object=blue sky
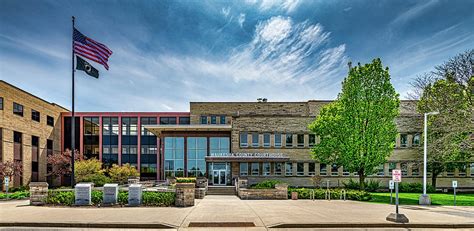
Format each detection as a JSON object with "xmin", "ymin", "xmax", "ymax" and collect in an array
[{"xmin": 1, "ymin": 0, "xmax": 473, "ymax": 112}]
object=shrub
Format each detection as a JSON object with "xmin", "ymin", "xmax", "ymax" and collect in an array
[
  {"xmin": 0, "ymin": 191, "xmax": 29, "ymax": 200},
  {"xmin": 75, "ymin": 159, "xmax": 108, "ymax": 184},
  {"xmin": 288, "ymin": 188, "xmax": 372, "ymax": 201},
  {"xmin": 81, "ymin": 174, "xmax": 111, "ymax": 187},
  {"xmin": 108, "ymin": 164, "xmax": 139, "ymax": 185},
  {"xmin": 142, "ymin": 192, "xmax": 175, "ymax": 206},
  {"xmin": 250, "ymin": 180, "xmax": 283, "ymax": 189},
  {"xmin": 176, "ymin": 177, "xmax": 196, "ymax": 183},
  {"xmin": 343, "ymin": 179, "xmax": 380, "ymax": 192},
  {"xmin": 118, "ymin": 191, "xmax": 128, "ymax": 205},
  {"xmin": 91, "ymin": 191, "xmax": 103, "ymax": 205},
  {"xmin": 46, "ymin": 190, "xmax": 75, "ymax": 206},
  {"xmin": 398, "ymin": 182, "xmax": 435, "ymax": 193}
]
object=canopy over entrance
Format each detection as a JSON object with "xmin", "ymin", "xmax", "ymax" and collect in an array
[{"xmin": 143, "ymin": 124, "xmax": 232, "ymax": 136}]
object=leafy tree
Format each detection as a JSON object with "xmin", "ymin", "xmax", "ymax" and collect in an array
[
  {"xmin": 74, "ymin": 158, "xmax": 108, "ymax": 185},
  {"xmin": 46, "ymin": 149, "xmax": 83, "ymax": 179},
  {"xmin": 310, "ymin": 59, "xmax": 400, "ymax": 190},
  {"xmin": 108, "ymin": 163, "xmax": 139, "ymax": 185},
  {"xmin": 414, "ymin": 50, "xmax": 474, "ymax": 187},
  {"xmin": 0, "ymin": 161, "xmax": 23, "ymax": 185}
]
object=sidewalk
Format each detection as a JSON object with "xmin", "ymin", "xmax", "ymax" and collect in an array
[{"xmin": 1, "ymin": 196, "xmax": 474, "ymax": 230}]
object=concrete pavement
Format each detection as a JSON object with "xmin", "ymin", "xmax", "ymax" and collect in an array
[{"xmin": 1, "ymin": 195, "xmax": 474, "ymax": 230}]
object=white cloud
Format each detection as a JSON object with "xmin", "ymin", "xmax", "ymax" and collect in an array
[
  {"xmin": 221, "ymin": 7, "xmax": 231, "ymax": 18},
  {"xmin": 238, "ymin": 13, "xmax": 246, "ymax": 28},
  {"xmin": 247, "ymin": 0, "xmax": 301, "ymax": 13},
  {"xmin": 391, "ymin": 0, "xmax": 439, "ymax": 25}
]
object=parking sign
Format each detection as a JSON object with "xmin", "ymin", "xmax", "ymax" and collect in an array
[
  {"xmin": 4, "ymin": 176, "xmax": 9, "ymax": 186},
  {"xmin": 392, "ymin": 169, "xmax": 402, "ymax": 182},
  {"xmin": 452, "ymin": 181, "xmax": 457, "ymax": 188},
  {"xmin": 389, "ymin": 180, "xmax": 394, "ymax": 189}
]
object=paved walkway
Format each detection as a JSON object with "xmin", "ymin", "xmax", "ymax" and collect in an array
[{"xmin": 1, "ymin": 196, "xmax": 474, "ymax": 230}]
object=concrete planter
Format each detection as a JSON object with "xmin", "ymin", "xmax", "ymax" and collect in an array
[
  {"xmin": 238, "ymin": 183, "xmax": 288, "ymax": 200},
  {"xmin": 29, "ymin": 182, "xmax": 49, "ymax": 205}
]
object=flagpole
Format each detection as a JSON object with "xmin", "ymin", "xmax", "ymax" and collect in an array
[{"xmin": 71, "ymin": 16, "xmax": 76, "ymax": 187}]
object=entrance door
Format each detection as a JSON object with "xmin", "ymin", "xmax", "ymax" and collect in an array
[{"xmin": 213, "ymin": 169, "xmax": 226, "ymax": 185}]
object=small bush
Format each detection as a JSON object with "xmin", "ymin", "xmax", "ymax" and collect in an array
[
  {"xmin": 342, "ymin": 179, "xmax": 380, "ymax": 192},
  {"xmin": 118, "ymin": 191, "xmax": 128, "ymax": 205},
  {"xmin": 91, "ymin": 191, "xmax": 103, "ymax": 205},
  {"xmin": 9, "ymin": 186, "xmax": 28, "ymax": 192},
  {"xmin": 343, "ymin": 179, "xmax": 360, "ymax": 190},
  {"xmin": 0, "ymin": 191, "xmax": 29, "ymax": 200},
  {"xmin": 398, "ymin": 182, "xmax": 435, "ymax": 193},
  {"xmin": 81, "ymin": 174, "xmax": 111, "ymax": 187},
  {"xmin": 288, "ymin": 188, "xmax": 372, "ymax": 201},
  {"xmin": 176, "ymin": 177, "xmax": 196, "ymax": 183},
  {"xmin": 250, "ymin": 180, "xmax": 283, "ymax": 189},
  {"xmin": 75, "ymin": 159, "xmax": 110, "ymax": 186},
  {"xmin": 142, "ymin": 192, "xmax": 175, "ymax": 206},
  {"xmin": 46, "ymin": 190, "xmax": 75, "ymax": 206},
  {"xmin": 108, "ymin": 164, "xmax": 139, "ymax": 185}
]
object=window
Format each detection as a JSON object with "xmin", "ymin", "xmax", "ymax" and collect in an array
[
  {"xmin": 240, "ymin": 132, "xmax": 248, "ymax": 147},
  {"xmin": 219, "ymin": 115, "xmax": 226, "ymax": 124},
  {"xmin": 412, "ymin": 134, "xmax": 420, "ymax": 146},
  {"xmin": 122, "ymin": 117, "xmax": 138, "ymax": 135},
  {"xmin": 458, "ymin": 163, "xmax": 467, "ymax": 177},
  {"xmin": 308, "ymin": 163, "xmax": 315, "ymax": 176},
  {"xmin": 388, "ymin": 162, "xmax": 396, "ymax": 175},
  {"xmin": 0, "ymin": 97, "xmax": 3, "ymax": 110},
  {"xmin": 141, "ymin": 117, "xmax": 157, "ymax": 136},
  {"xmin": 274, "ymin": 163, "xmax": 282, "ymax": 175},
  {"xmin": 251, "ymin": 163, "xmax": 260, "ymax": 175},
  {"xmin": 297, "ymin": 134, "xmax": 304, "ymax": 147},
  {"xmin": 179, "ymin": 117, "xmax": 190, "ymax": 124},
  {"xmin": 263, "ymin": 162, "xmax": 271, "ymax": 176},
  {"xmin": 376, "ymin": 164, "xmax": 384, "ymax": 176},
  {"xmin": 251, "ymin": 133, "xmax": 259, "ymax": 147},
  {"xmin": 400, "ymin": 134, "xmax": 408, "ymax": 147},
  {"xmin": 297, "ymin": 163, "xmax": 304, "ymax": 176},
  {"xmin": 210, "ymin": 116, "xmax": 217, "ymax": 124},
  {"xmin": 470, "ymin": 163, "xmax": 474, "ymax": 177},
  {"xmin": 47, "ymin": 116, "xmax": 54, "ymax": 126},
  {"xmin": 31, "ymin": 109, "xmax": 40, "ymax": 122},
  {"xmin": 200, "ymin": 116, "xmax": 207, "ymax": 124},
  {"xmin": 263, "ymin": 133, "xmax": 270, "ymax": 147},
  {"xmin": 187, "ymin": 137, "xmax": 207, "ymax": 177},
  {"xmin": 13, "ymin": 102, "xmax": 23, "ymax": 116},
  {"xmin": 285, "ymin": 134, "xmax": 293, "ymax": 147},
  {"xmin": 103, "ymin": 117, "xmax": 119, "ymax": 136},
  {"xmin": 309, "ymin": 134, "xmax": 316, "ymax": 147},
  {"xmin": 240, "ymin": 163, "xmax": 248, "ymax": 176},
  {"xmin": 164, "ymin": 137, "xmax": 184, "ymax": 177},
  {"xmin": 320, "ymin": 163, "xmax": 327, "ymax": 176},
  {"xmin": 14, "ymin": 131, "xmax": 22, "ymax": 143},
  {"xmin": 342, "ymin": 166, "xmax": 350, "ymax": 176},
  {"xmin": 331, "ymin": 164, "xmax": 339, "ymax": 176},
  {"xmin": 401, "ymin": 162, "xmax": 408, "ymax": 176},
  {"xmin": 210, "ymin": 137, "xmax": 230, "ymax": 155},
  {"xmin": 446, "ymin": 163, "xmax": 455, "ymax": 177},
  {"xmin": 47, "ymin": 139, "xmax": 53, "ymax": 152},
  {"xmin": 274, "ymin": 133, "xmax": 281, "ymax": 147},
  {"xmin": 160, "ymin": 117, "xmax": 176, "ymax": 125},
  {"xmin": 411, "ymin": 163, "xmax": 420, "ymax": 176},
  {"xmin": 31, "ymin": 136, "xmax": 39, "ymax": 147},
  {"xmin": 285, "ymin": 162, "xmax": 293, "ymax": 176}
]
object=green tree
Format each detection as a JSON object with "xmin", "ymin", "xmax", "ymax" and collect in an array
[
  {"xmin": 74, "ymin": 158, "xmax": 110, "ymax": 186},
  {"xmin": 415, "ymin": 50, "xmax": 474, "ymax": 187},
  {"xmin": 309, "ymin": 59, "xmax": 400, "ymax": 190},
  {"xmin": 108, "ymin": 163, "xmax": 139, "ymax": 185}
]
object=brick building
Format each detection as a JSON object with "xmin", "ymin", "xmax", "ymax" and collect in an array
[{"xmin": 1, "ymin": 81, "xmax": 473, "ymax": 188}]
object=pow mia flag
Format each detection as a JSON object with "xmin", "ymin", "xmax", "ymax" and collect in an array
[{"xmin": 76, "ymin": 55, "xmax": 99, "ymax": 78}]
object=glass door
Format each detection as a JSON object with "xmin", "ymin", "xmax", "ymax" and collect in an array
[{"xmin": 213, "ymin": 169, "xmax": 227, "ymax": 185}]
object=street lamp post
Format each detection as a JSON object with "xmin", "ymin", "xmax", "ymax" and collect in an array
[{"xmin": 419, "ymin": 111, "xmax": 439, "ymax": 205}]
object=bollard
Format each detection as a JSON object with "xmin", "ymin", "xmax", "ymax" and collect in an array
[{"xmin": 340, "ymin": 189, "xmax": 346, "ymax": 201}]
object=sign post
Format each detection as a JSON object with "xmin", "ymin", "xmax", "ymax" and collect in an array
[
  {"xmin": 4, "ymin": 176, "xmax": 9, "ymax": 200},
  {"xmin": 386, "ymin": 169, "xmax": 409, "ymax": 223},
  {"xmin": 452, "ymin": 181, "xmax": 457, "ymax": 206},
  {"xmin": 389, "ymin": 180, "xmax": 394, "ymax": 204}
]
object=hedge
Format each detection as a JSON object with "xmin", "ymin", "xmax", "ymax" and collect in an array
[
  {"xmin": 176, "ymin": 177, "xmax": 196, "ymax": 183},
  {"xmin": 45, "ymin": 190, "xmax": 175, "ymax": 206},
  {"xmin": 0, "ymin": 191, "xmax": 30, "ymax": 200},
  {"xmin": 288, "ymin": 188, "xmax": 372, "ymax": 201},
  {"xmin": 249, "ymin": 180, "xmax": 283, "ymax": 189}
]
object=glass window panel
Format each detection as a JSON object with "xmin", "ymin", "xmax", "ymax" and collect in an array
[
  {"xmin": 297, "ymin": 163, "xmax": 304, "ymax": 176},
  {"xmin": 251, "ymin": 163, "xmax": 259, "ymax": 175},
  {"xmin": 200, "ymin": 116, "xmax": 207, "ymax": 124},
  {"xmin": 400, "ymin": 134, "xmax": 408, "ymax": 147},
  {"xmin": 286, "ymin": 134, "xmax": 293, "ymax": 147},
  {"xmin": 274, "ymin": 163, "xmax": 282, "ymax": 175},
  {"xmin": 240, "ymin": 163, "xmax": 248, "ymax": 176},
  {"xmin": 308, "ymin": 163, "xmax": 315, "ymax": 175},
  {"xmin": 274, "ymin": 133, "xmax": 281, "ymax": 147},
  {"xmin": 412, "ymin": 134, "xmax": 420, "ymax": 146},
  {"xmin": 210, "ymin": 116, "xmax": 217, "ymax": 124},
  {"xmin": 240, "ymin": 132, "xmax": 248, "ymax": 147},
  {"xmin": 297, "ymin": 134, "xmax": 304, "ymax": 147},
  {"xmin": 320, "ymin": 164, "xmax": 327, "ymax": 176},
  {"xmin": 252, "ymin": 133, "xmax": 259, "ymax": 147},
  {"xmin": 263, "ymin": 133, "xmax": 270, "ymax": 147},
  {"xmin": 263, "ymin": 163, "xmax": 271, "ymax": 175},
  {"xmin": 309, "ymin": 134, "xmax": 316, "ymax": 147},
  {"xmin": 285, "ymin": 162, "xmax": 293, "ymax": 176},
  {"xmin": 219, "ymin": 115, "xmax": 226, "ymax": 124}
]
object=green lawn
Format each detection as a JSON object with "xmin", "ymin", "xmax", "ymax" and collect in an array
[{"xmin": 369, "ymin": 192, "xmax": 474, "ymax": 206}]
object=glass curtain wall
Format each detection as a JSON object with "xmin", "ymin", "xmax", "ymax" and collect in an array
[
  {"xmin": 141, "ymin": 117, "xmax": 158, "ymax": 179},
  {"xmin": 164, "ymin": 137, "xmax": 184, "ymax": 177},
  {"xmin": 187, "ymin": 137, "xmax": 207, "ymax": 177},
  {"xmin": 83, "ymin": 117, "xmax": 100, "ymax": 159},
  {"xmin": 122, "ymin": 117, "xmax": 138, "ymax": 167},
  {"xmin": 102, "ymin": 117, "xmax": 119, "ymax": 167}
]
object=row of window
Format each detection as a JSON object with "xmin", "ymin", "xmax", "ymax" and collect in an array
[
  {"xmin": 200, "ymin": 115, "xmax": 226, "ymax": 125},
  {"xmin": 7, "ymin": 101, "xmax": 55, "ymax": 126},
  {"xmin": 399, "ymin": 133, "xmax": 420, "ymax": 148},
  {"xmin": 240, "ymin": 133, "xmax": 316, "ymax": 148},
  {"xmin": 239, "ymin": 162, "xmax": 474, "ymax": 177}
]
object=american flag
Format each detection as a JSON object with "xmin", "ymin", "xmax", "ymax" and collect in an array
[{"xmin": 73, "ymin": 28, "xmax": 112, "ymax": 70}]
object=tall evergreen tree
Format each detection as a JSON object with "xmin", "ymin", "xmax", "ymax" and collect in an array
[{"xmin": 310, "ymin": 59, "xmax": 400, "ymax": 190}]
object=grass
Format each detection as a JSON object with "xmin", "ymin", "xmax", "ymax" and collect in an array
[{"xmin": 369, "ymin": 192, "xmax": 474, "ymax": 206}]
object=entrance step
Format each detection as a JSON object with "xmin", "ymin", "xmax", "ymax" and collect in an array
[{"xmin": 207, "ymin": 186, "xmax": 236, "ymax": 195}]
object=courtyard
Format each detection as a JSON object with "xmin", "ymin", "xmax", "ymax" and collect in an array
[{"xmin": 1, "ymin": 195, "xmax": 473, "ymax": 230}]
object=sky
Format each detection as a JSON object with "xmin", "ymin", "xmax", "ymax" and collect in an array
[{"xmin": 1, "ymin": 0, "xmax": 473, "ymax": 112}]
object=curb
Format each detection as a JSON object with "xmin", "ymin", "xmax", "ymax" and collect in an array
[
  {"xmin": 0, "ymin": 222, "xmax": 176, "ymax": 229},
  {"xmin": 268, "ymin": 223, "xmax": 474, "ymax": 229}
]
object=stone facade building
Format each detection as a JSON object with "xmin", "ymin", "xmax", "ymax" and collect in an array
[{"xmin": 1, "ymin": 81, "xmax": 473, "ymax": 189}]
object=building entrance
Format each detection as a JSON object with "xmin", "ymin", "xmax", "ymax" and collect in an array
[{"xmin": 208, "ymin": 162, "xmax": 230, "ymax": 185}]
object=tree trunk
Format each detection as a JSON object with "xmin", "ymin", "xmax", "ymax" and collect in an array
[
  {"xmin": 431, "ymin": 173, "xmax": 437, "ymax": 189},
  {"xmin": 358, "ymin": 170, "xmax": 365, "ymax": 191}
]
